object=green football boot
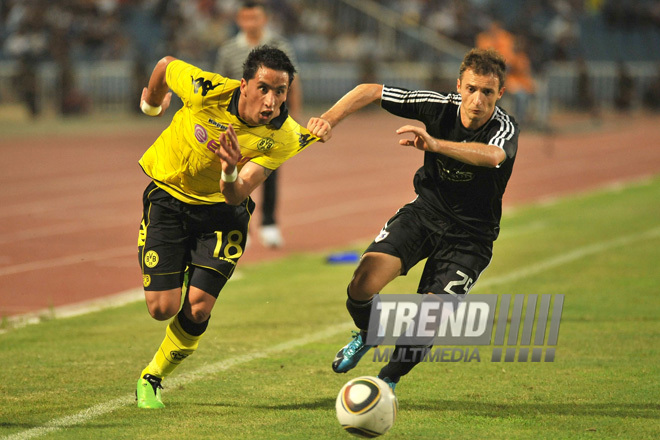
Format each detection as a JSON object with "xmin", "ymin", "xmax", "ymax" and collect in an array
[{"xmin": 136, "ymin": 374, "xmax": 165, "ymax": 409}]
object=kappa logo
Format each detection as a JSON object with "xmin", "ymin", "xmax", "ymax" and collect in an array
[
  {"xmin": 192, "ymin": 76, "xmax": 222, "ymax": 96},
  {"xmin": 257, "ymin": 137, "xmax": 275, "ymax": 152},
  {"xmin": 143, "ymin": 274, "xmax": 151, "ymax": 287},
  {"xmin": 297, "ymin": 132, "xmax": 314, "ymax": 150}
]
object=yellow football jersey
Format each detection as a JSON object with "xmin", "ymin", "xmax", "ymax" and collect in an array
[{"xmin": 139, "ymin": 59, "xmax": 318, "ymax": 204}]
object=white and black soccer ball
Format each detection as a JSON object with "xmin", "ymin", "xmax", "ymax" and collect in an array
[{"xmin": 336, "ymin": 376, "xmax": 398, "ymax": 438}]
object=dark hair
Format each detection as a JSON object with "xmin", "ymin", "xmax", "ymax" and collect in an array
[
  {"xmin": 242, "ymin": 45, "xmax": 296, "ymax": 85},
  {"xmin": 459, "ymin": 48, "xmax": 507, "ymax": 88},
  {"xmin": 241, "ymin": 1, "xmax": 267, "ymax": 11}
]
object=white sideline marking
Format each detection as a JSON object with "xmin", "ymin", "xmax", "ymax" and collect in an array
[
  {"xmin": 478, "ymin": 226, "xmax": 660, "ymax": 289},
  {"xmin": 0, "ymin": 246, "xmax": 134, "ymax": 277},
  {"xmin": 3, "ymin": 225, "xmax": 660, "ymax": 439},
  {"xmin": 0, "ymin": 217, "xmax": 135, "ymax": 245},
  {"xmin": 0, "ymin": 322, "xmax": 351, "ymax": 440},
  {"xmin": 1, "ymin": 274, "xmax": 244, "ymax": 334},
  {"xmin": 0, "ymin": 288, "xmax": 144, "ymax": 334}
]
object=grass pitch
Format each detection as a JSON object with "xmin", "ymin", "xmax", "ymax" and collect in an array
[{"xmin": 1, "ymin": 177, "xmax": 659, "ymax": 439}]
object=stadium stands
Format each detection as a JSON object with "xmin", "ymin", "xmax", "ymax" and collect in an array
[{"xmin": 1, "ymin": 0, "xmax": 660, "ymax": 120}]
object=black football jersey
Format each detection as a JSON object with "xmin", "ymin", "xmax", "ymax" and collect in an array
[{"xmin": 381, "ymin": 86, "xmax": 519, "ymax": 241}]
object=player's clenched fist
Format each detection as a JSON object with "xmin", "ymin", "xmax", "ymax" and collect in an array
[{"xmin": 306, "ymin": 117, "xmax": 332, "ymax": 142}]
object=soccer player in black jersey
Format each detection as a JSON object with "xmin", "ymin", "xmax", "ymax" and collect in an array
[{"xmin": 307, "ymin": 48, "xmax": 519, "ymax": 390}]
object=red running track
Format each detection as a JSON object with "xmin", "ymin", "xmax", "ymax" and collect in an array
[{"xmin": 1, "ymin": 112, "xmax": 659, "ymax": 316}]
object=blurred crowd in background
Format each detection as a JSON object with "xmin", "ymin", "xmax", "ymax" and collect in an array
[
  {"xmin": 4, "ymin": 0, "xmax": 660, "ymax": 65},
  {"xmin": 2, "ymin": 0, "xmax": 660, "ymax": 120}
]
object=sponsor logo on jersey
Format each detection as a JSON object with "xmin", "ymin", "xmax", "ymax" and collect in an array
[
  {"xmin": 436, "ymin": 158, "xmax": 474, "ymax": 182},
  {"xmin": 194, "ymin": 124, "xmax": 208, "ymax": 143},
  {"xmin": 208, "ymin": 118, "xmax": 228, "ymax": 130}
]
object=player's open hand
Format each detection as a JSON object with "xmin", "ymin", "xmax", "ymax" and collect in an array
[
  {"xmin": 396, "ymin": 125, "xmax": 438, "ymax": 153},
  {"xmin": 209, "ymin": 124, "xmax": 242, "ymax": 174},
  {"xmin": 306, "ymin": 117, "xmax": 332, "ymax": 142},
  {"xmin": 140, "ymin": 87, "xmax": 172, "ymax": 117}
]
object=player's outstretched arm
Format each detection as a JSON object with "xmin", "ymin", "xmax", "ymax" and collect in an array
[
  {"xmin": 396, "ymin": 125, "xmax": 506, "ymax": 168},
  {"xmin": 208, "ymin": 124, "xmax": 271, "ymax": 205},
  {"xmin": 307, "ymin": 83, "xmax": 383, "ymax": 139},
  {"xmin": 140, "ymin": 56, "xmax": 176, "ymax": 117}
]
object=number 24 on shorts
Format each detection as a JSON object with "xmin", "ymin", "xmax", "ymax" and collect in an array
[
  {"xmin": 213, "ymin": 230, "xmax": 244, "ymax": 259},
  {"xmin": 444, "ymin": 270, "xmax": 474, "ymax": 295}
]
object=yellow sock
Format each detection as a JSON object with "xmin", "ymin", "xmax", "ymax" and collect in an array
[{"xmin": 141, "ymin": 315, "xmax": 203, "ymax": 379}]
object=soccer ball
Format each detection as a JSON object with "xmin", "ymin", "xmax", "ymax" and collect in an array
[{"xmin": 336, "ymin": 376, "xmax": 398, "ymax": 438}]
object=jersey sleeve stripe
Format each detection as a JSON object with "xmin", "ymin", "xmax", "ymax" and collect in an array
[
  {"xmin": 382, "ymin": 86, "xmax": 459, "ymax": 105},
  {"xmin": 489, "ymin": 107, "xmax": 516, "ymax": 149}
]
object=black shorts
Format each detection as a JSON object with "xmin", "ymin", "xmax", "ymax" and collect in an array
[
  {"xmin": 365, "ymin": 198, "xmax": 493, "ymax": 295},
  {"xmin": 137, "ymin": 181, "xmax": 254, "ymax": 296}
]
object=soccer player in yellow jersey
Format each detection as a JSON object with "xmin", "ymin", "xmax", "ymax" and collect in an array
[{"xmin": 135, "ymin": 46, "xmax": 326, "ymax": 408}]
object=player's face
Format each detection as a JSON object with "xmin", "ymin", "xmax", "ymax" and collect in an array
[
  {"xmin": 239, "ymin": 66, "xmax": 289, "ymax": 126},
  {"xmin": 457, "ymin": 68, "xmax": 504, "ymax": 130},
  {"xmin": 236, "ymin": 6, "xmax": 267, "ymax": 38}
]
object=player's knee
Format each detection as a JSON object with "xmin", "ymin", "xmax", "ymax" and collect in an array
[
  {"xmin": 349, "ymin": 252, "xmax": 402, "ymax": 301},
  {"xmin": 147, "ymin": 302, "xmax": 179, "ymax": 321},
  {"xmin": 348, "ymin": 260, "xmax": 386, "ymax": 301},
  {"xmin": 187, "ymin": 306, "xmax": 211, "ymax": 324},
  {"xmin": 348, "ymin": 271, "xmax": 379, "ymax": 301},
  {"xmin": 144, "ymin": 290, "xmax": 180, "ymax": 321}
]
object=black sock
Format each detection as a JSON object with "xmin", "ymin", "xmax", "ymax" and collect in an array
[
  {"xmin": 378, "ymin": 344, "xmax": 432, "ymax": 383},
  {"xmin": 346, "ymin": 287, "xmax": 374, "ymax": 331},
  {"xmin": 176, "ymin": 310, "xmax": 209, "ymax": 337}
]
